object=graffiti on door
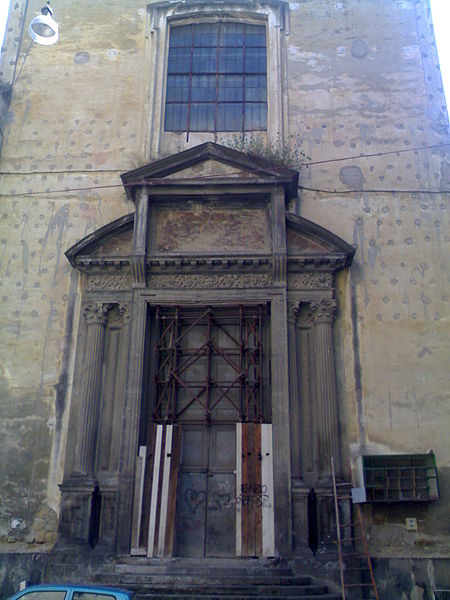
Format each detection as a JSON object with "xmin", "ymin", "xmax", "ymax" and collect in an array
[
  {"xmin": 184, "ymin": 488, "xmax": 234, "ymax": 512},
  {"xmin": 236, "ymin": 484, "xmax": 270, "ymax": 508}
]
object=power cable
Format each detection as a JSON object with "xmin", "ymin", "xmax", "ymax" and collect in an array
[{"xmin": 1, "ymin": 141, "xmax": 450, "ymax": 197}]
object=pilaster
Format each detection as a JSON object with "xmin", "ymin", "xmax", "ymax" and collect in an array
[
  {"xmin": 116, "ymin": 293, "xmax": 148, "ymax": 552},
  {"xmin": 131, "ymin": 187, "xmax": 149, "ymax": 287},
  {"xmin": 73, "ymin": 302, "xmax": 112, "ymax": 477},
  {"xmin": 270, "ymin": 293, "xmax": 292, "ymax": 556},
  {"xmin": 310, "ymin": 299, "xmax": 342, "ymax": 480},
  {"xmin": 287, "ymin": 300, "xmax": 301, "ymax": 479}
]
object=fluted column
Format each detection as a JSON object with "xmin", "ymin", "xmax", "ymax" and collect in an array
[
  {"xmin": 73, "ymin": 302, "xmax": 112, "ymax": 476},
  {"xmin": 297, "ymin": 306, "xmax": 316, "ymax": 480},
  {"xmin": 311, "ymin": 299, "xmax": 342, "ymax": 479},
  {"xmin": 287, "ymin": 301, "xmax": 301, "ymax": 479}
]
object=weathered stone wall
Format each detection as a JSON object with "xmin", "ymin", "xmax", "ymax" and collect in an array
[
  {"xmin": 0, "ymin": 0, "xmax": 448, "ymax": 583},
  {"xmin": 286, "ymin": 0, "xmax": 450, "ymax": 561},
  {"xmin": 0, "ymin": 0, "xmax": 139, "ymax": 551}
]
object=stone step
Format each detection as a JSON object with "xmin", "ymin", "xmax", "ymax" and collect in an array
[
  {"xmin": 117, "ymin": 584, "xmax": 329, "ymax": 595},
  {"xmin": 135, "ymin": 591, "xmax": 342, "ymax": 600},
  {"xmin": 105, "ymin": 575, "xmax": 319, "ymax": 587},
  {"xmin": 110, "ymin": 564, "xmax": 298, "ymax": 577},
  {"xmin": 117, "ymin": 557, "xmax": 287, "ymax": 568},
  {"xmin": 43, "ymin": 556, "xmax": 342, "ymax": 600}
]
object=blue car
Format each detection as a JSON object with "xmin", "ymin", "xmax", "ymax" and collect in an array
[{"xmin": 5, "ymin": 585, "xmax": 133, "ymax": 600}]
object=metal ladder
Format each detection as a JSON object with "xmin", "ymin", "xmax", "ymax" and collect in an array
[{"xmin": 331, "ymin": 457, "xmax": 379, "ymax": 600}]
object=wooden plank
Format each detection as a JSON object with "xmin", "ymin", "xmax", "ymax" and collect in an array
[
  {"xmin": 164, "ymin": 424, "xmax": 181, "ymax": 556},
  {"xmin": 241, "ymin": 422, "xmax": 249, "ymax": 556},
  {"xmin": 131, "ymin": 445, "xmax": 146, "ymax": 553},
  {"xmin": 141, "ymin": 426, "xmax": 156, "ymax": 549},
  {"xmin": 254, "ymin": 423, "xmax": 263, "ymax": 557},
  {"xmin": 235, "ymin": 422, "xmax": 242, "ymax": 557},
  {"xmin": 261, "ymin": 424, "xmax": 275, "ymax": 557},
  {"xmin": 157, "ymin": 424, "xmax": 173, "ymax": 557},
  {"xmin": 147, "ymin": 424, "xmax": 163, "ymax": 557},
  {"xmin": 152, "ymin": 424, "xmax": 167, "ymax": 556},
  {"xmin": 247, "ymin": 422, "xmax": 255, "ymax": 556}
]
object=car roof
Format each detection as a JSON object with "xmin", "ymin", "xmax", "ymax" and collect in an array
[{"xmin": 9, "ymin": 585, "xmax": 133, "ymax": 598}]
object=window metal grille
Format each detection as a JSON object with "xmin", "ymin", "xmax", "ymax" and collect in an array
[
  {"xmin": 362, "ymin": 454, "xmax": 439, "ymax": 503},
  {"xmin": 151, "ymin": 305, "xmax": 268, "ymax": 424},
  {"xmin": 165, "ymin": 22, "xmax": 267, "ymax": 136}
]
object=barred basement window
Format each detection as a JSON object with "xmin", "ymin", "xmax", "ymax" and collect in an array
[
  {"xmin": 361, "ymin": 454, "xmax": 440, "ymax": 503},
  {"xmin": 165, "ymin": 22, "xmax": 267, "ymax": 135}
]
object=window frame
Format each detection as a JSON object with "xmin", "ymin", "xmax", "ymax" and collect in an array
[
  {"xmin": 145, "ymin": 2, "xmax": 289, "ymax": 157},
  {"xmin": 359, "ymin": 453, "xmax": 440, "ymax": 503},
  {"xmin": 164, "ymin": 20, "xmax": 268, "ymax": 136}
]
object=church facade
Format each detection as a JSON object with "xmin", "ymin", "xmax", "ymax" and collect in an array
[{"xmin": 0, "ymin": 1, "xmax": 449, "ymax": 597}]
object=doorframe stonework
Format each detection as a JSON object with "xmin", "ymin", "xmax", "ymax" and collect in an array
[{"xmin": 60, "ymin": 143, "xmax": 354, "ymax": 557}]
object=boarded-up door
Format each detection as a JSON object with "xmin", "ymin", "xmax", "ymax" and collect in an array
[
  {"xmin": 132, "ymin": 422, "xmax": 274, "ymax": 557},
  {"xmin": 131, "ymin": 423, "xmax": 182, "ymax": 557}
]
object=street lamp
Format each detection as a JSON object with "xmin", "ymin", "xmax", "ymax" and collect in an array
[{"xmin": 28, "ymin": 2, "xmax": 58, "ymax": 46}]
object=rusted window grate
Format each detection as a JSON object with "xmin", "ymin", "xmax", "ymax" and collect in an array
[
  {"xmin": 362, "ymin": 454, "xmax": 439, "ymax": 503},
  {"xmin": 151, "ymin": 305, "xmax": 268, "ymax": 424},
  {"xmin": 165, "ymin": 22, "xmax": 267, "ymax": 135}
]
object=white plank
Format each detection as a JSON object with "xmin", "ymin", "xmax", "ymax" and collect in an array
[
  {"xmin": 157, "ymin": 424, "xmax": 173, "ymax": 557},
  {"xmin": 131, "ymin": 445, "xmax": 146, "ymax": 552},
  {"xmin": 147, "ymin": 424, "xmax": 163, "ymax": 557},
  {"xmin": 261, "ymin": 423, "xmax": 275, "ymax": 557},
  {"xmin": 235, "ymin": 422, "xmax": 242, "ymax": 557}
]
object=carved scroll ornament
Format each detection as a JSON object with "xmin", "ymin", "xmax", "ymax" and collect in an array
[
  {"xmin": 148, "ymin": 273, "xmax": 273, "ymax": 289},
  {"xmin": 87, "ymin": 273, "xmax": 132, "ymax": 292},
  {"xmin": 83, "ymin": 302, "xmax": 114, "ymax": 326},
  {"xmin": 287, "ymin": 273, "xmax": 333, "ymax": 290},
  {"xmin": 310, "ymin": 299, "xmax": 337, "ymax": 323}
]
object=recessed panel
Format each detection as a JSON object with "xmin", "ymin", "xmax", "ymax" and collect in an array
[{"xmin": 152, "ymin": 204, "xmax": 269, "ymax": 254}]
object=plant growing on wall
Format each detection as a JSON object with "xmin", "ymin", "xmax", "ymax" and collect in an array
[{"xmin": 224, "ymin": 133, "xmax": 310, "ymax": 170}]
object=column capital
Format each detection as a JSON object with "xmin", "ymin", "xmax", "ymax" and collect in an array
[
  {"xmin": 310, "ymin": 299, "xmax": 337, "ymax": 324},
  {"xmin": 119, "ymin": 303, "xmax": 131, "ymax": 323},
  {"xmin": 287, "ymin": 300, "xmax": 300, "ymax": 323},
  {"xmin": 83, "ymin": 302, "xmax": 113, "ymax": 326}
]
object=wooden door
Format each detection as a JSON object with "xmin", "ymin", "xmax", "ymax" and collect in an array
[{"xmin": 176, "ymin": 424, "xmax": 236, "ymax": 557}]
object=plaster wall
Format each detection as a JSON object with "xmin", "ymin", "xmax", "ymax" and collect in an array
[{"xmin": 0, "ymin": 0, "xmax": 448, "ymax": 572}]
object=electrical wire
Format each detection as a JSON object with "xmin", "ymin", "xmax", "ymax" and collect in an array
[
  {"xmin": 0, "ymin": 142, "xmax": 450, "ymax": 197},
  {"xmin": 0, "ymin": 178, "xmax": 448, "ymax": 198},
  {"xmin": 301, "ymin": 142, "xmax": 450, "ymax": 167}
]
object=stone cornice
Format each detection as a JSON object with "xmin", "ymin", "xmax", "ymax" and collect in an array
[{"xmin": 76, "ymin": 254, "xmax": 347, "ymax": 273}]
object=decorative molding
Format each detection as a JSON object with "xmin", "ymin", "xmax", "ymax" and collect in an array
[
  {"xmin": 83, "ymin": 303, "xmax": 114, "ymax": 326},
  {"xmin": 272, "ymin": 253, "xmax": 287, "ymax": 285},
  {"xmin": 287, "ymin": 273, "xmax": 333, "ymax": 290},
  {"xmin": 310, "ymin": 299, "xmax": 337, "ymax": 324},
  {"xmin": 131, "ymin": 255, "xmax": 146, "ymax": 288},
  {"xmin": 148, "ymin": 273, "xmax": 273, "ymax": 289},
  {"xmin": 119, "ymin": 303, "xmax": 131, "ymax": 323},
  {"xmin": 287, "ymin": 301, "xmax": 300, "ymax": 323},
  {"xmin": 87, "ymin": 273, "xmax": 132, "ymax": 291}
]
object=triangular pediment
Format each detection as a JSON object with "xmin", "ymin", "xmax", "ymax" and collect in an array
[
  {"xmin": 163, "ymin": 158, "xmax": 257, "ymax": 180},
  {"xmin": 121, "ymin": 142, "xmax": 299, "ymax": 201}
]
